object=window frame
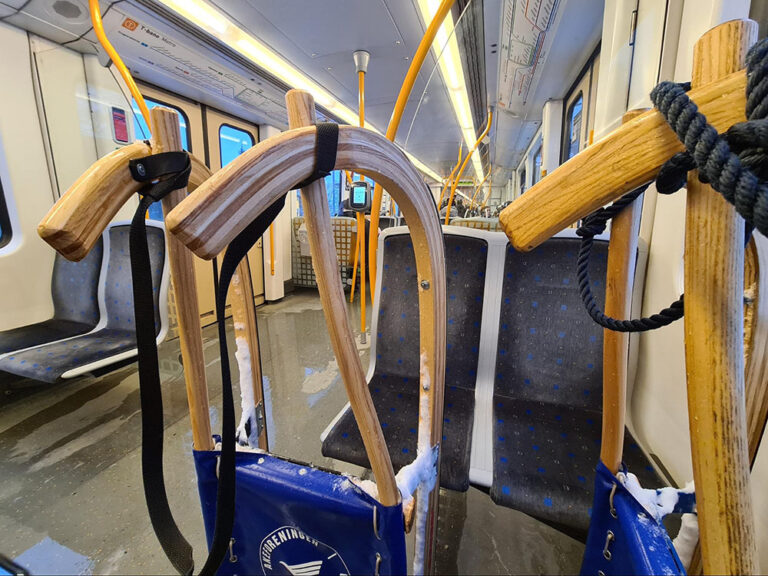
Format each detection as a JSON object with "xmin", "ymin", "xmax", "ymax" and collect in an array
[
  {"xmin": 560, "ymin": 43, "xmax": 600, "ymax": 164},
  {"xmin": 532, "ymin": 143, "xmax": 543, "ymax": 185},
  {"xmin": 0, "ymin": 176, "xmax": 11, "ymax": 249},
  {"xmin": 563, "ymin": 92, "xmax": 584, "ymax": 161},
  {"xmin": 132, "ymin": 96, "xmax": 193, "ymax": 152},
  {"xmin": 218, "ymin": 122, "xmax": 255, "ymax": 168}
]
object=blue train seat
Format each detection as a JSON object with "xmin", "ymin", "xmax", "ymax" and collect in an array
[
  {"xmin": 0, "ymin": 222, "xmax": 168, "ymax": 383},
  {"xmin": 489, "ymin": 237, "xmax": 663, "ymax": 537},
  {"xmin": 322, "ymin": 227, "xmax": 489, "ymax": 491},
  {"xmin": 0, "ymin": 237, "xmax": 103, "ymax": 354}
]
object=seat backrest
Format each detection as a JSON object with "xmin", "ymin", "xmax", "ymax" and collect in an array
[
  {"xmin": 378, "ymin": 216, "xmax": 398, "ymax": 230},
  {"xmin": 51, "ymin": 235, "xmax": 103, "ymax": 326},
  {"xmin": 450, "ymin": 218, "xmax": 502, "ymax": 232},
  {"xmin": 103, "ymin": 224, "xmax": 166, "ymax": 334},
  {"xmin": 372, "ymin": 229, "xmax": 488, "ymax": 390},
  {"xmin": 494, "ymin": 237, "xmax": 607, "ymax": 411}
]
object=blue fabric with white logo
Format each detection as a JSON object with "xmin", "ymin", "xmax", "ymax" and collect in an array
[
  {"xmin": 194, "ymin": 449, "xmax": 407, "ymax": 576},
  {"xmin": 581, "ymin": 461, "xmax": 688, "ymax": 575}
]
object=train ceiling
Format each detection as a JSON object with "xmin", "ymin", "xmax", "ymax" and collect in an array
[{"xmin": 0, "ymin": 0, "xmax": 602, "ymax": 186}]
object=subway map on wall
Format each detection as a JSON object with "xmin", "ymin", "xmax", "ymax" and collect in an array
[{"xmin": 498, "ymin": 0, "xmax": 559, "ymax": 111}]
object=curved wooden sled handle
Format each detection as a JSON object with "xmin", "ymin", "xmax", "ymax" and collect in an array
[
  {"xmin": 167, "ymin": 90, "xmax": 446, "ymax": 513},
  {"xmin": 38, "ymin": 142, "xmax": 210, "ymax": 261},
  {"xmin": 500, "ymin": 68, "xmax": 747, "ymax": 251}
]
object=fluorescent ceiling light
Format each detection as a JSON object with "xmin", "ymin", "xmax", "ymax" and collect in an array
[
  {"xmin": 415, "ymin": 0, "xmax": 484, "ymax": 180},
  {"xmin": 155, "ymin": 0, "xmax": 441, "ymax": 182}
]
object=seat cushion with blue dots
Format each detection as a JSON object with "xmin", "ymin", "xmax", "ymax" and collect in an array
[
  {"xmin": 0, "ymin": 225, "xmax": 165, "ymax": 383},
  {"xmin": 490, "ymin": 238, "xmax": 663, "ymax": 537},
  {"xmin": 0, "ymin": 236, "xmax": 103, "ymax": 354},
  {"xmin": 491, "ymin": 400, "xmax": 662, "ymax": 535},
  {"xmin": 321, "ymin": 376, "xmax": 475, "ymax": 490},
  {"xmin": 322, "ymin": 232, "xmax": 488, "ymax": 491}
]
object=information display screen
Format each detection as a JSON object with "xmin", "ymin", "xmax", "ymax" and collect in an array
[
  {"xmin": 349, "ymin": 181, "xmax": 370, "ymax": 212},
  {"xmin": 352, "ymin": 185, "xmax": 367, "ymax": 205}
]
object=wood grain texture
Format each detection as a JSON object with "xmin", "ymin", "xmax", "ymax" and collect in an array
[
  {"xmin": 286, "ymin": 91, "xmax": 400, "ymax": 507},
  {"xmin": 684, "ymin": 19, "xmax": 757, "ymax": 574},
  {"xmin": 499, "ymin": 68, "xmax": 748, "ymax": 251},
  {"xmin": 152, "ymin": 107, "xmax": 213, "ymax": 452},
  {"xmin": 230, "ymin": 258, "xmax": 268, "ymax": 449},
  {"xmin": 38, "ymin": 145, "xmax": 210, "ymax": 262},
  {"xmin": 38, "ymin": 141, "xmax": 151, "ymax": 261},
  {"xmin": 167, "ymin": 90, "xmax": 446, "ymax": 535},
  {"xmin": 600, "ymin": 110, "xmax": 646, "ymax": 475}
]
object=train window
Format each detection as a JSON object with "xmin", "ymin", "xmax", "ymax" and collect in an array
[
  {"xmin": 219, "ymin": 124, "xmax": 254, "ymax": 167},
  {"xmin": 519, "ymin": 167, "xmax": 527, "ymax": 195},
  {"xmin": 0, "ymin": 176, "xmax": 11, "ymax": 249},
  {"xmin": 565, "ymin": 94, "xmax": 583, "ymax": 160},
  {"xmin": 533, "ymin": 145, "xmax": 543, "ymax": 185},
  {"xmin": 132, "ymin": 98, "xmax": 191, "ymax": 151},
  {"xmin": 133, "ymin": 98, "xmax": 191, "ymax": 220},
  {"xmin": 295, "ymin": 171, "xmax": 344, "ymax": 217}
]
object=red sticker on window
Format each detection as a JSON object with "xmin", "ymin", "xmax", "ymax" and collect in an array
[{"xmin": 112, "ymin": 107, "xmax": 129, "ymax": 143}]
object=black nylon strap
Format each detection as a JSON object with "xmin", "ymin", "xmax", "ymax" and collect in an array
[
  {"xmin": 129, "ymin": 154, "xmax": 194, "ymax": 575},
  {"xmin": 294, "ymin": 122, "xmax": 339, "ymax": 189},
  {"xmin": 201, "ymin": 195, "xmax": 287, "ymax": 573},
  {"xmin": 130, "ymin": 152, "xmax": 190, "ymax": 202},
  {"xmin": 130, "ymin": 125, "xmax": 335, "ymax": 573}
]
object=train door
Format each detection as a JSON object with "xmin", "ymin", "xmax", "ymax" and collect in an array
[
  {"xmin": 204, "ymin": 109, "xmax": 265, "ymax": 306},
  {"xmin": 133, "ymin": 83, "xmax": 219, "ymax": 327}
]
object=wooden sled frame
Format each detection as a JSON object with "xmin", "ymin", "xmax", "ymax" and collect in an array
[
  {"xmin": 166, "ymin": 89, "xmax": 446, "ymax": 570},
  {"xmin": 501, "ymin": 19, "xmax": 760, "ymax": 574},
  {"xmin": 37, "ymin": 107, "xmax": 265, "ymax": 451}
]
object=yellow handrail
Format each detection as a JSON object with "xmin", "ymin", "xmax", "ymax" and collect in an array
[
  {"xmin": 89, "ymin": 0, "xmax": 151, "ymax": 132},
  {"xmin": 469, "ymin": 171, "xmax": 490, "ymax": 210},
  {"xmin": 368, "ymin": 0, "xmax": 457, "ymax": 301},
  {"xmin": 357, "ymin": 69, "xmax": 366, "ymax": 335},
  {"xmin": 444, "ymin": 108, "xmax": 492, "ymax": 225},
  {"xmin": 438, "ymin": 144, "xmax": 463, "ymax": 206}
]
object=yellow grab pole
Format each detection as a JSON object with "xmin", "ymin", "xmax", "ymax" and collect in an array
[
  {"xmin": 469, "ymin": 172, "xmax": 490, "ymax": 210},
  {"xmin": 369, "ymin": 0, "xmax": 457, "ymax": 300},
  {"xmin": 480, "ymin": 169, "xmax": 494, "ymax": 210},
  {"xmin": 89, "ymin": 0, "xmax": 151, "ymax": 131},
  {"xmin": 445, "ymin": 109, "xmax": 492, "ymax": 225},
  {"xmin": 358, "ymin": 68, "xmax": 367, "ymax": 337},
  {"xmin": 438, "ymin": 144, "xmax": 463, "ymax": 207}
]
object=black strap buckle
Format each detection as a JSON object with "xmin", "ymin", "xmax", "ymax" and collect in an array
[{"xmin": 129, "ymin": 151, "xmax": 192, "ymax": 202}]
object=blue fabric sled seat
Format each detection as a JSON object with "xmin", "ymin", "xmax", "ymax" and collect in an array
[
  {"xmin": 0, "ymin": 222, "xmax": 169, "ymax": 383},
  {"xmin": 489, "ymin": 237, "xmax": 663, "ymax": 537},
  {"xmin": 0, "ymin": 237, "xmax": 103, "ymax": 354},
  {"xmin": 322, "ymin": 227, "xmax": 491, "ymax": 491}
]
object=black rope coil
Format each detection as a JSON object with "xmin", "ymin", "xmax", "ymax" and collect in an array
[
  {"xmin": 577, "ymin": 38, "xmax": 768, "ymax": 333},
  {"xmin": 650, "ymin": 39, "xmax": 768, "ymax": 236},
  {"xmin": 576, "ymin": 185, "xmax": 685, "ymax": 332}
]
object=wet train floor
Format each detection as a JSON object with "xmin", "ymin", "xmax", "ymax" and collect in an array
[{"xmin": 0, "ymin": 289, "xmax": 583, "ymax": 575}]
